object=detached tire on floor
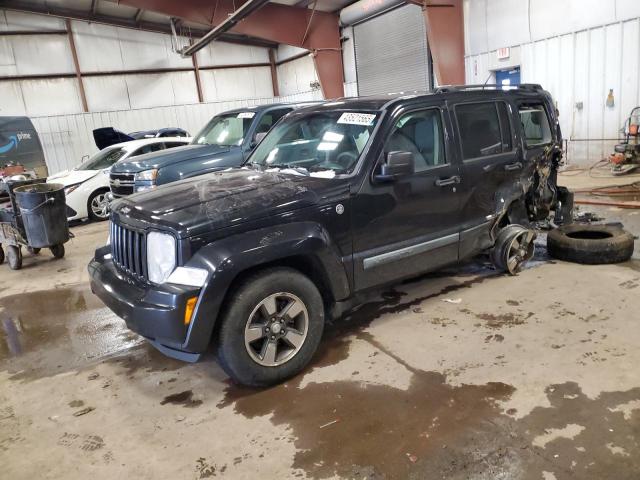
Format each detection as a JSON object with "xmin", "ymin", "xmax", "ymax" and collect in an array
[{"xmin": 547, "ymin": 224, "xmax": 635, "ymax": 264}]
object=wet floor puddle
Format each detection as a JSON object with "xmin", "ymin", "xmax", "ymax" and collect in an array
[
  {"xmin": 0, "ymin": 286, "xmax": 149, "ymax": 380},
  {"xmin": 219, "ymin": 335, "xmax": 640, "ymax": 480}
]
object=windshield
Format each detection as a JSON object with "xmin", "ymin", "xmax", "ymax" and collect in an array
[
  {"xmin": 75, "ymin": 147, "xmax": 127, "ymax": 171},
  {"xmin": 248, "ymin": 111, "xmax": 379, "ymax": 176},
  {"xmin": 193, "ymin": 112, "xmax": 256, "ymax": 147}
]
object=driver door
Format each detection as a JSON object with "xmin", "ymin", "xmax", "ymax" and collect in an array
[{"xmin": 352, "ymin": 106, "xmax": 462, "ymax": 291}]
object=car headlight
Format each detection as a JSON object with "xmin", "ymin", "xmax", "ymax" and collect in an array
[
  {"xmin": 64, "ymin": 183, "xmax": 81, "ymax": 196},
  {"xmin": 135, "ymin": 169, "xmax": 158, "ymax": 182},
  {"xmin": 147, "ymin": 231, "xmax": 176, "ymax": 284}
]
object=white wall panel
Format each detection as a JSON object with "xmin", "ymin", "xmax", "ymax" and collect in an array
[
  {"xmin": 0, "ymin": 82, "xmax": 26, "ymax": 116},
  {"xmin": 72, "ymin": 22, "xmax": 125, "ymax": 72},
  {"xmin": 83, "ymin": 76, "xmax": 131, "ymax": 111},
  {"xmin": 486, "ymin": 0, "xmax": 529, "ymax": 51},
  {"xmin": 32, "ymin": 90, "xmax": 321, "ymax": 174},
  {"xmin": 117, "ymin": 27, "xmax": 191, "ymax": 71},
  {"xmin": 21, "ymin": 78, "xmax": 83, "ymax": 116},
  {"xmin": 465, "ymin": 3, "xmax": 640, "ymax": 166},
  {"xmin": 620, "ymin": 20, "xmax": 640, "ymax": 129},
  {"xmin": 276, "ymin": 44, "xmax": 307, "ymax": 62},
  {"xmin": 277, "ymin": 56, "xmax": 318, "ymax": 97},
  {"xmin": 201, "ymin": 67, "xmax": 273, "ymax": 102},
  {"xmin": 9, "ymin": 34, "xmax": 74, "ymax": 75},
  {"xmin": 464, "ymin": 0, "xmax": 488, "ymax": 55},
  {"xmin": 0, "ymin": 36, "xmax": 17, "ymax": 76},
  {"xmin": 197, "ymin": 42, "xmax": 269, "ymax": 67},
  {"xmin": 0, "ymin": 10, "xmax": 65, "ymax": 31}
]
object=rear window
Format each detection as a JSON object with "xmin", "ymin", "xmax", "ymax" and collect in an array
[
  {"xmin": 519, "ymin": 105, "xmax": 552, "ymax": 146},
  {"xmin": 455, "ymin": 102, "xmax": 512, "ymax": 160}
]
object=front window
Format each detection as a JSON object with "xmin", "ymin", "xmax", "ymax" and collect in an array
[
  {"xmin": 75, "ymin": 147, "xmax": 126, "ymax": 170},
  {"xmin": 519, "ymin": 104, "xmax": 552, "ymax": 146},
  {"xmin": 193, "ymin": 112, "xmax": 256, "ymax": 147},
  {"xmin": 248, "ymin": 110, "xmax": 379, "ymax": 176}
]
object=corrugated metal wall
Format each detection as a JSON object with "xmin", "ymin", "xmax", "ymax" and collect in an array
[
  {"xmin": 32, "ymin": 90, "xmax": 322, "ymax": 175},
  {"xmin": 1, "ymin": 10, "xmax": 317, "ymax": 118},
  {"xmin": 464, "ymin": 0, "xmax": 640, "ymax": 166}
]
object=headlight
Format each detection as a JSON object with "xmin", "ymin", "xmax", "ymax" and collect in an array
[
  {"xmin": 166, "ymin": 267, "xmax": 208, "ymax": 287},
  {"xmin": 135, "ymin": 169, "xmax": 158, "ymax": 182},
  {"xmin": 64, "ymin": 184, "xmax": 80, "ymax": 196},
  {"xmin": 147, "ymin": 231, "xmax": 176, "ymax": 284}
]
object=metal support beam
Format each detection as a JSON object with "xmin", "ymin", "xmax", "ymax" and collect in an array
[
  {"xmin": 421, "ymin": 0, "xmax": 465, "ymax": 85},
  {"xmin": 2, "ymin": 1, "xmax": 278, "ymax": 48},
  {"xmin": 269, "ymin": 49, "xmax": 279, "ymax": 97},
  {"xmin": 191, "ymin": 47, "xmax": 204, "ymax": 103},
  {"xmin": 180, "ymin": 0, "xmax": 271, "ymax": 56},
  {"xmin": 0, "ymin": 30, "xmax": 67, "ymax": 36},
  {"xmin": 134, "ymin": 8, "xmax": 145, "ymax": 24},
  {"xmin": 118, "ymin": 0, "xmax": 345, "ymax": 98},
  {"xmin": 65, "ymin": 19, "xmax": 89, "ymax": 113}
]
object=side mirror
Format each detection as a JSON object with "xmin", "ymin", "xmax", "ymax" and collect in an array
[
  {"xmin": 250, "ymin": 132, "xmax": 268, "ymax": 149},
  {"xmin": 374, "ymin": 151, "xmax": 415, "ymax": 182}
]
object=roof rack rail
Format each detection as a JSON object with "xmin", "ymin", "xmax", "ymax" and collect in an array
[{"xmin": 434, "ymin": 84, "xmax": 543, "ymax": 94}]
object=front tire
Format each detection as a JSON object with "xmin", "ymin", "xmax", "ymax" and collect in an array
[
  {"xmin": 88, "ymin": 189, "xmax": 110, "ymax": 222},
  {"xmin": 217, "ymin": 267, "xmax": 325, "ymax": 387}
]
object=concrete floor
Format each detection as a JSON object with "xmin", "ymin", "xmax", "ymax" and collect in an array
[{"xmin": 1, "ymin": 174, "xmax": 640, "ymax": 480}]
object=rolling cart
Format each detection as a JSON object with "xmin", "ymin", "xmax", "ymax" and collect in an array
[{"xmin": 0, "ymin": 178, "xmax": 70, "ymax": 270}]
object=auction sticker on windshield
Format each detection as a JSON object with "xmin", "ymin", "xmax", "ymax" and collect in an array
[
  {"xmin": 337, "ymin": 112, "xmax": 376, "ymax": 126},
  {"xmin": 237, "ymin": 112, "xmax": 256, "ymax": 119}
]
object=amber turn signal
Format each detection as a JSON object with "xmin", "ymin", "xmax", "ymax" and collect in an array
[{"xmin": 184, "ymin": 297, "xmax": 198, "ymax": 325}]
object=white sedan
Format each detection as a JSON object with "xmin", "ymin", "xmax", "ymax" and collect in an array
[{"xmin": 47, "ymin": 137, "xmax": 190, "ymax": 222}]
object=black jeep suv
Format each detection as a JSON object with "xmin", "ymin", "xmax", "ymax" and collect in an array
[{"xmin": 89, "ymin": 85, "xmax": 565, "ymax": 386}]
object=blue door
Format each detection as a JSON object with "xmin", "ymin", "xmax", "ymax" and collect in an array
[{"xmin": 495, "ymin": 67, "xmax": 521, "ymax": 87}]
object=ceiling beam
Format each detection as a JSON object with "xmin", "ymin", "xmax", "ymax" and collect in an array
[
  {"xmin": 133, "ymin": 8, "xmax": 144, "ymax": 23},
  {"xmin": 2, "ymin": 0, "xmax": 278, "ymax": 48},
  {"xmin": 180, "ymin": 0, "xmax": 271, "ymax": 56},
  {"xmin": 118, "ymin": 0, "xmax": 345, "ymax": 97}
]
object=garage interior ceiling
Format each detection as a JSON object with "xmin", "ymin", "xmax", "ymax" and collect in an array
[{"xmin": 2, "ymin": 0, "xmax": 356, "ymax": 46}]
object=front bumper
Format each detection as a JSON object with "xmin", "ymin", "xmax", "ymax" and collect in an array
[{"xmin": 88, "ymin": 250, "xmax": 203, "ymax": 361}]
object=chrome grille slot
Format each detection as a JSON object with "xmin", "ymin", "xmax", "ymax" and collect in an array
[{"xmin": 111, "ymin": 222, "xmax": 146, "ymax": 280}]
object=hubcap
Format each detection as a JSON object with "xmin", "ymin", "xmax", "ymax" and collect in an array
[
  {"xmin": 505, "ymin": 229, "xmax": 535, "ymax": 274},
  {"xmin": 244, "ymin": 292, "xmax": 309, "ymax": 367},
  {"xmin": 91, "ymin": 193, "xmax": 109, "ymax": 219}
]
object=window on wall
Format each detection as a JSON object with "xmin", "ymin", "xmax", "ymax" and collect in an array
[
  {"xmin": 385, "ymin": 109, "xmax": 445, "ymax": 172},
  {"xmin": 455, "ymin": 102, "xmax": 512, "ymax": 160},
  {"xmin": 519, "ymin": 104, "xmax": 552, "ymax": 146}
]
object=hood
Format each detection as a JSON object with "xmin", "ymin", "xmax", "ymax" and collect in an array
[
  {"xmin": 93, "ymin": 127, "xmax": 135, "ymax": 150},
  {"xmin": 112, "ymin": 168, "xmax": 349, "ymax": 238},
  {"xmin": 47, "ymin": 169, "xmax": 98, "ymax": 187},
  {"xmin": 112, "ymin": 144, "xmax": 233, "ymax": 173}
]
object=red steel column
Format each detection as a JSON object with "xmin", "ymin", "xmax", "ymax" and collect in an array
[{"xmin": 422, "ymin": 0, "xmax": 465, "ymax": 85}]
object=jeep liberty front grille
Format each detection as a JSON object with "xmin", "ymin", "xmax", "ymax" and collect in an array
[{"xmin": 111, "ymin": 221, "xmax": 147, "ymax": 280}]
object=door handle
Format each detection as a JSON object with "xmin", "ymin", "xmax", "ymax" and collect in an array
[
  {"xmin": 483, "ymin": 164, "xmax": 496, "ymax": 172},
  {"xmin": 435, "ymin": 175, "xmax": 460, "ymax": 187},
  {"xmin": 504, "ymin": 162, "xmax": 523, "ymax": 171}
]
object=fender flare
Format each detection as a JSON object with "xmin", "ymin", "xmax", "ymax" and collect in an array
[{"xmin": 182, "ymin": 221, "xmax": 350, "ymax": 352}]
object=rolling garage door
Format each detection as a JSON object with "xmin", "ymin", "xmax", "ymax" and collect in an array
[{"xmin": 353, "ymin": 4, "xmax": 431, "ymax": 96}]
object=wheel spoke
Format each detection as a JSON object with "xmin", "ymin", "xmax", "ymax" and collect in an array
[
  {"xmin": 280, "ymin": 299, "xmax": 304, "ymax": 320},
  {"xmin": 260, "ymin": 340, "xmax": 278, "ymax": 364},
  {"xmin": 260, "ymin": 296, "xmax": 278, "ymax": 317},
  {"xmin": 523, "ymin": 231, "xmax": 535, "ymax": 245},
  {"xmin": 283, "ymin": 329, "xmax": 305, "ymax": 348},
  {"xmin": 245, "ymin": 325, "xmax": 266, "ymax": 343},
  {"xmin": 507, "ymin": 255, "xmax": 519, "ymax": 272}
]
